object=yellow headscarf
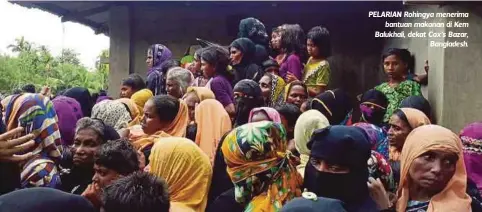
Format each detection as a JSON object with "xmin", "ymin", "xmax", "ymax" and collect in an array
[
  {"xmin": 194, "ymin": 99, "xmax": 231, "ymax": 165},
  {"xmin": 267, "ymin": 73, "xmax": 286, "ymax": 107},
  {"xmin": 293, "ymin": 110, "xmax": 329, "ymax": 177},
  {"xmin": 115, "ymin": 98, "xmax": 140, "ymax": 126},
  {"xmin": 397, "ymin": 125, "xmax": 471, "ymax": 212},
  {"xmin": 149, "ymin": 137, "xmax": 212, "ymax": 212},
  {"xmin": 130, "ymin": 101, "xmax": 189, "ymax": 150},
  {"xmin": 283, "ymin": 81, "xmax": 307, "ymax": 102},
  {"xmin": 186, "ymin": 87, "xmax": 215, "ymax": 101},
  {"xmin": 130, "ymin": 89, "xmax": 153, "ymax": 115}
]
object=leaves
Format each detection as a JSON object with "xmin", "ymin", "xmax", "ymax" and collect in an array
[{"xmin": 0, "ymin": 37, "xmax": 108, "ymax": 95}]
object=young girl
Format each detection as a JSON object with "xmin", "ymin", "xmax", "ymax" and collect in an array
[
  {"xmin": 303, "ymin": 26, "xmax": 331, "ymax": 97},
  {"xmin": 375, "ymin": 48, "xmax": 422, "ymax": 122}
]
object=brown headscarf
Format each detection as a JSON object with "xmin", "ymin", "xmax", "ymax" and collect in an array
[
  {"xmin": 397, "ymin": 125, "xmax": 471, "ymax": 212},
  {"xmin": 186, "ymin": 87, "xmax": 215, "ymax": 101}
]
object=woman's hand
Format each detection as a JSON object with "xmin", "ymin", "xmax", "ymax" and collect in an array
[
  {"xmin": 367, "ymin": 177, "xmax": 392, "ymax": 210},
  {"xmin": 0, "ymin": 127, "xmax": 35, "ymax": 162}
]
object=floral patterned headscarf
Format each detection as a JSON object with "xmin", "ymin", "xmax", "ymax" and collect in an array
[{"xmin": 221, "ymin": 121, "xmax": 302, "ymax": 211}]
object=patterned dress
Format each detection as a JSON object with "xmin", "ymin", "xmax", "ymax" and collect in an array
[
  {"xmin": 303, "ymin": 58, "xmax": 330, "ymax": 96},
  {"xmin": 375, "ymin": 80, "xmax": 421, "ymax": 122}
]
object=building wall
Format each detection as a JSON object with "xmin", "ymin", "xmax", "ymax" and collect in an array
[{"xmin": 384, "ymin": 4, "xmax": 482, "ymax": 131}]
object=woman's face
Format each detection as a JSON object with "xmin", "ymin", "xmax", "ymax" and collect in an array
[
  {"xmin": 310, "ymin": 157, "xmax": 350, "ymax": 174},
  {"xmin": 251, "ymin": 111, "xmax": 270, "ymax": 123},
  {"xmin": 266, "ymin": 67, "xmax": 280, "ymax": 76},
  {"xmin": 120, "ymin": 85, "xmax": 134, "ymax": 98},
  {"xmin": 409, "ymin": 150, "xmax": 458, "ymax": 195},
  {"xmin": 230, "ymin": 47, "xmax": 243, "ymax": 65},
  {"xmin": 259, "ymin": 75, "xmax": 272, "ymax": 100},
  {"xmin": 383, "ymin": 55, "xmax": 408, "ymax": 79},
  {"xmin": 72, "ymin": 128, "xmax": 102, "ymax": 167},
  {"xmin": 307, "ymin": 39, "xmax": 320, "ymax": 58},
  {"xmin": 287, "ymin": 85, "xmax": 308, "ymax": 108},
  {"xmin": 141, "ymin": 100, "xmax": 166, "ymax": 135},
  {"xmin": 166, "ymin": 79, "xmax": 182, "ymax": 99},
  {"xmin": 387, "ymin": 114, "xmax": 411, "ymax": 149},
  {"xmin": 146, "ymin": 49, "xmax": 154, "ymax": 69},
  {"xmin": 201, "ymin": 59, "xmax": 216, "ymax": 78},
  {"xmin": 271, "ymin": 32, "xmax": 281, "ymax": 50},
  {"xmin": 183, "ymin": 92, "xmax": 200, "ymax": 121}
]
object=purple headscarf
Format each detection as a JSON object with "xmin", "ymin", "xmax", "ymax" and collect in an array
[
  {"xmin": 146, "ymin": 44, "xmax": 172, "ymax": 95},
  {"xmin": 52, "ymin": 96, "xmax": 83, "ymax": 146},
  {"xmin": 96, "ymin": 96, "xmax": 112, "ymax": 104},
  {"xmin": 461, "ymin": 122, "xmax": 482, "ymax": 192}
]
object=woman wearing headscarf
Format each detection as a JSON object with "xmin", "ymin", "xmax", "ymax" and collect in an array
[
  {"xmin": 294, "ymin": 109, "xmax": 329, "ymax": 177},
  {"xmin": 229, "ymin": 38, "xmax": 264, "ymax": 85},
  {"xmin": 304, "ymin": 126, "xmax": 378, "ymax": 211},
  {"xmin": 146, "ymin": 44, "xmax": 173, "ymax": 95},
  {"xmin": 375, "ymin": 48, "xmax": 422, "ymax": 122},
  {"xmin": 148, "ymin": 137, "xmax": 212, "ymax": 212},
  {"xmin": 193, "ymin": 99, "xmax": 232, "ymax": 165},
  {"xmin": 311, "ymin": 89, "xmax": 351, "ymax": 125},
  {"xmin": 4, "ymin": 93, "xmax": 61, "ymax": 188},
  {"xmin": 283, "ymin": 81, "xmax": 308, "ymax": 109},
  {"xmin": 91, "ymin": 100, "xmax": 132, "ymax": 131},
  {"xmin": 130, "ymin": 95, "xmax": 189, "ymax": 157},
  {"xmin": 383, "ymin": 108, "xmax": 430, "ymax": 188},
  {"xmin": 115, "ymin": 98, "xmax": 141, "ymax": 126},
  {"xmin": 248, "ymin": 107, "xmax": 282, "ymax": 123},
  {"xmin": 393, "ymin": 125, "xmax": 472, "ymax": 212},
  {"xmin": 63, "ymin": 87, "xmax": 94, "ymax": 117},
  {"xmin": 259, "ymin": 73, "xmax": 286, "ymax": 107},
  {"xmin": 220, "ymin": 121, "xmax": 302, "ymax": 211},
  {"xmin": 238, "ymin": 17, "xmax": 269, "ymax": 48},
  {"xmin": 52, "ymin": 96, "xmax": 84, "ymax": 147},
  {"xmin": 130, "ymin": 88, "xmax": 154, "ymax": 116},
  {"xmin": 201, "ymin": 45, "xmax": 236, "ymax": 116},
  {"xmin": 400, "ymin": 95, "xmax": 432, "ymax": 122},
  {"xmin": 183, "ymin": 87, "xmax": 215, "ymax": 126},
  {"xmin": 355, "ymin": 89, "xmax": 389, "ymax": 128},
  {"xmin": 461, "ymin": 122, "xmax": 482, "ymax": 193},
  {"xmin": 233, "ymin": 79, "xmax": 264, "ymax": 127}
]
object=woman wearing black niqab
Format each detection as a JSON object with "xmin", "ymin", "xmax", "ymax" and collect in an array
[
  {"xmin": 232, "ymin": 79, "xmax": 264, "ymax": 127},
  {"xmin": 230, "ymin": 38, "xmax": 264, "ymax": 85}
]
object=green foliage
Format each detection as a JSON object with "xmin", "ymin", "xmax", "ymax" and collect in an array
[{"xmin": 0, "ymin": 36, "xmax": 108, "ymax": 95}]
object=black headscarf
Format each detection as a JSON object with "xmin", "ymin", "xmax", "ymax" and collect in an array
[
  {"xmin": 304, "ymin": 126, "xmax": 374, "ymax": 211},
  {"xmin": 238, "ymin": 17, "xmax": 269, "ymax": 47},
  {"xmin": 400, "ymin": 95, "xmax": 432, "ymax": 121},
  {"xmin": 359, "ymin": 89, "xmax": 388, "ymax": 126},
  {"xmin": 0, "ymin": 187, "xmax": 95, "ymax": 212},
  {"xmin": 63, "ymin": 87, "xmax": 94, "ymax": 117},
  {"xmin": 230, "ymin": 38, "xmax": 264, "ymax": 85},
  {"xmin": 233, "ymin": 79, "xmax": 264, "ymax": 127},
  {"xmin": 254, "ymin": 45, "xmax": 269, "ymax": 66},
  {"xmin": 311, "ymin": 89, "xmax": 352, "ymax": 125}
]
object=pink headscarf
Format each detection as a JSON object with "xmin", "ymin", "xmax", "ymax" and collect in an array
[{"xmin": 248, "ymin": 107, "xmax": 282, "ymax": 124}]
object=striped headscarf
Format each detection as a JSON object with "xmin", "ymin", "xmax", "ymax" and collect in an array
[{"xmin": 4, "ymin": 93, "xmax": 61, "ymax": 188}]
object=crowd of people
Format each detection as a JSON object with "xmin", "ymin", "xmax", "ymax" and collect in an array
[{"xmin": 0, "ymin": 17, "xmax": 481, "ymax": 212}]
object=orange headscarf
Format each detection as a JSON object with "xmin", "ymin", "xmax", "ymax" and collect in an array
[
  {"xmin": 194, "ymin": 99, "xmax": 231, "ymax": 165},
  {"xmin": 397, "ymin": 125, "xmax": 471, "ymax": 212},
  {"xmin": 130, "ymin": 89, "xmax": 153, "ymax": 116},
  {"xmin": 130, "ymin": 101, "xmax": 189, "ymax": 150},
  {"xmin": 149, "ymin": 137, "xmax": 212, "ymax": 212},
  {"xmin": 186, "ymin": 87, "xmax": 215, "ymax": 101},
  {"xmin": 400, "ymin": 108, "xmax": 431, "ymax": 129},
  {"xmin": 390, "ymin": 108, "xmax": 431, "ymax": 161},
  {"xmin": 115, "ymin": 98, "xmax": 140, "ymax": 126}
]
